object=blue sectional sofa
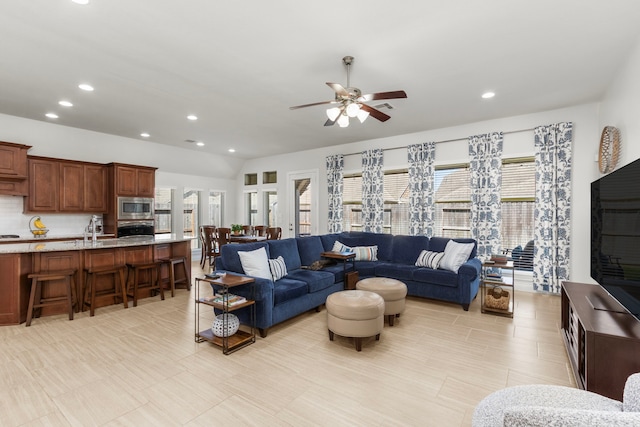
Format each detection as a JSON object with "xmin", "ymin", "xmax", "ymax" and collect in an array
[{"xmin": 213, "ymin": 232, "xmax": 481, "ymax": 337}]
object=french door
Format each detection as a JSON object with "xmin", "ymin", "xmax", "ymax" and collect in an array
[{"xmin": 287, "ymin": 170, "xmax": 318, "ymax": 237}]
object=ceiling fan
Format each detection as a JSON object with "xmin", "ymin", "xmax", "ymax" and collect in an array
[{"xmin": 290, "ymin": 56, "xmax": 407, "ymax": 127}]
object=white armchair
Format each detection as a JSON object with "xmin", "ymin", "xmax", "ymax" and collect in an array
[{"xmin": 472, "ymin": 373, "xmax": 640, "ymax": 426}]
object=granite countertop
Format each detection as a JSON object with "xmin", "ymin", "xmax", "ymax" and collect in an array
[
  {"xmin": 0, "ymin": 233, "xmax": 116, "ymax": 242},
  {"xmin": 0, "ymin": 235, "xmax": 193, "ymax": 254}
]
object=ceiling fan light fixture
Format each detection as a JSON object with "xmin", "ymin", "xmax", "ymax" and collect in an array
[
  {"xmin": 337, "ymin": 113, "xmax": 349, "ymax": 128},
  {"xmin": 357, "ymin": 109, "xmax": 370, "ymax": 123},
  {"xmin": 326, "ymin": 107, "xmax": 341, "ymax": 121},
  {"xmin": 346, "ymin": 102, "xmax": 360, "ymax": 118}
]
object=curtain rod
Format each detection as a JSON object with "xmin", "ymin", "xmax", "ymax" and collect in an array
[{"xmin": 341, "ymin": 127, "xmax": 535, "ymax": 157}]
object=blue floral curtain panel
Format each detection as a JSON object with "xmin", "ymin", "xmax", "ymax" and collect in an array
[
  {"xmin": 533, "ymin": 122, "xmax": 572, "ymax": 293},
  {"xmin": 407, "ymin": 142, "xmax": 436, "ymax": 236},
  {"xmin": 326, "ymin": 154, "xmax": 344, "ymax": 233},
  {"xmin": 468, "ymin": 132, "xmax": 503, "ymax": 261},
  {"xmin": 361, "ymin": 149, "xmax": 384, "ymax": 233}
]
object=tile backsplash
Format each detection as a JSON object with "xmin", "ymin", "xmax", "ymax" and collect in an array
[{"xmin": 0, "ymin": 195, "xmax": 98, "ymax": 237}]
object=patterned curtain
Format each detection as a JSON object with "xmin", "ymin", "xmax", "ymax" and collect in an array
[
  {"xmin": 468, "ymin": 132, "xmax": 503, "ymax": 261},
  {"xmin": 326, "ymin": 154, "xmax": 344, "ymax": 233},
  {"xmin": 533, "ymin": 122, "xmax": 572, "ymax": 293},
  {"xmin": 361, "ymin": 149, "xmax": 384, "ymax": 233},
  {"xmin": 407, "ymin": 142, "xmax": 436, "ymax": 236}
]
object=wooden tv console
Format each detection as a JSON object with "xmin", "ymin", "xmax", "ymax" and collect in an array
[{"xmin": 561, "ymin": 281, "xmax": 640, "ymax": 400}]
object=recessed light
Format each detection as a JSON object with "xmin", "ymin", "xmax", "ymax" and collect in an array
[
  {"xmin": 187, "ymin": 115, "xmax": 198, "ymax": 121},
  {"xmin": 196, "ymin": 142, "xmax": 205, "ymax": 147},
  {"xmin": 72, "ymin": 0, "xmax": 90, "ymax": 4},
  {"xmin": 58, "ymin": 100, "xmax": 73, "ymax": 107},
  {"xmin": 228, "ymin": 148, "xmax": 236, "ymax": 153},
  {"xmin": 140, "ymin": 133, "xmax": 150, "ymax": 138},
  {"xmin": 482, "ymin": 92, "xmax": 495, "ymax": 99},
  {"xmin": 45, "ymin": 113, "xmax": 59, "ymax": 119},
  {"xmin": 78, "ymin": 83, "xmax": 94, "ymax": 91}
]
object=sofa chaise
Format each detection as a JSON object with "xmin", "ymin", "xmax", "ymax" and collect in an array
[{"xmin": 213, "ymin": 232, "xmax": 481, "ymax": 337}]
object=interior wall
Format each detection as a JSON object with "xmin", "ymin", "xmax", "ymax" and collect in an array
[
  {"xmin": 240, "ymin": 103, "xmax": 601, "ymax": 284},
  {"xmin": 0, "ymin": 113, "xmax": 241, "ymax": 236},
  {"xmin": 599, "ymin": 35, "xmax": 640, "ymax": 167}
]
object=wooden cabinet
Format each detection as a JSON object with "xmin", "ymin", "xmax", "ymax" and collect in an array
[
  {"xmin": 26, "ymin": 157, "xmax": 59, "ymax": 212},
  {"xmin": 0, "ymin": 141, "xmax": 30, "ymax": 196},
  {"xmin": 26, "ymin": 157, "xmax": 107, "ymax": 213},
  {"xmin": 112, "ymin": 164, "xmax": 156, "ymax": 197},
  {"xmin": 0, "ymin": 253, "xmax": 31, "ymax": 325},
  {"xmin": 561, "ymin": 281, "xmax": 640, "ymax": 400}
]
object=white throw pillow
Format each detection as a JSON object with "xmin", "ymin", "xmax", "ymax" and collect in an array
[
  {"xmin": 269, "ymin": 256, "xmax": 288, "ymax": 281},
  {"xmin": 332, "ymin": 240, "xmax": 351, "ymax": 253},
  {"xmin": 415, "ymin": 250, "xmax": 444, "ymax": 269},
  {"xmin": 238, "ymin": 247, "xmax": 272, "ymax": 280},
  {"xmin": 439, "ymin": 241, "xmax": 475, "ymax": 272},
  {"xmin": 352, "ymin": 245, "xmax": 378, "ymax": 261}
]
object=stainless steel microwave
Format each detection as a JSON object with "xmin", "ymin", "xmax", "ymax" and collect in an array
[{"xmin": 117, "ymin": 197, "xmax": 154, "ymax": 220}]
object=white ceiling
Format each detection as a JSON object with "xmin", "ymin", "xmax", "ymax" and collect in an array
[{"xmin": 2, "ymin": 1, "xmax": 640, "ymax": 159}]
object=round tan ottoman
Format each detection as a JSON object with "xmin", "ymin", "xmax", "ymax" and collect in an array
[
  {"xmin": 325, "ymin": 290, "xmax": 385, "ymax": 352},
  {"xmin": 356, "ymin": 277, "xmax": 407, "ymax": 326}
]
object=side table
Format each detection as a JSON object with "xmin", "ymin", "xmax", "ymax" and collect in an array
[
  {"xmin": 195, "ymin": 273, "xmax": 256, "ymax": 354},
  {"xmin": 480, "ymin": 261, "xmax": 515, "ymax": 317},
  {"xmin": 321, "ymin": 251, "xmax": 357, "ymax": 289}
]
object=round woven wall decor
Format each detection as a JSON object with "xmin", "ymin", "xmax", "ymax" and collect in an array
[{"xmin": 599, "ymin": 126, "xmax": 620, "ymax": 174}]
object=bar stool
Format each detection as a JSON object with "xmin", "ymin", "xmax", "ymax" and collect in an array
[
  {"xmin": 83, "ymin": 265, "xmax": 128, "ymax": 316},
  {"xmin": 159, "ymin": 256, "xmax": 191, "ymax": 297},
  {"xmin": 26, "ymin": 269, "xmax": 77, "ymax": 327},
  {"xmin": 126, "ymin": 261, "xmax": 164, "ymax": 307}
]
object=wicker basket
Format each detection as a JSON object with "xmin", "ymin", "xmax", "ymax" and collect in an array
[{"xmin": 485, "ymin": 286, "xmax": 510, "ymax": 310}]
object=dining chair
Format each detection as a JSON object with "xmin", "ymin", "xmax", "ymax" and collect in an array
[
  {"xmin": 217, "ymin": 227, "xmax": 231, "ymax": 249},
  {"xmin": 200, "ymin": 225, "xmax": 217, "ymax": 269},
  {"xmin": 266, "ymin": 227, "xmax": 282, "ymax": 240},
  {"xmin": 254, "ymin": 225, "xmax": 266, "ymax": 237},
  {"xmin": 242, "ymin": 225, "xmax": 254, "ymax": 236}
]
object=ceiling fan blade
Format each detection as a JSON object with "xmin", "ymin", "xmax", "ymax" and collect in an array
[
  {"xmin": 290, "ymin": 100, "xmax": 339, "ymax": 110},
  {"xmin": 324, "ymin": 118, "xmax": 336, "ymax": 127},
  {"xmin": 359, "ymin": 103, "xmax": 391, "ymax": 122},
  {"xmin": 326, "ymin": 82, "xmax": 349, "ymax": 97},
  {"xmin": 357, "ymin": 90, "xmax": 407, "ymax": 103}
]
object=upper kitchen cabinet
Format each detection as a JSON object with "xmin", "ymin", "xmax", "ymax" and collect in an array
[
  {"xmin": 26, "ymin": 157, "xmax": 59, "ymax": 212},
  {"xmin": 0, "ymin": 141, "xmax": 30, "ymax": 196},
  {"xmin": 25, "ymin": 157, "xmax": 107, "ymax": 213},
  {"xmin": 110, "ymin": 163, "xmax": 156, "ymax": 197}
]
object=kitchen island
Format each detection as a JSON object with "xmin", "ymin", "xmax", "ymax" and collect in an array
[{"xmin": 0, "ymin": 235, "xmax": 192, "ymax": 325}]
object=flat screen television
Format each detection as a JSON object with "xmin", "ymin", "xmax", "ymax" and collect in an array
[{"xmin": 591, "ymin": 157, "xmax": 640, "ymax": 320}]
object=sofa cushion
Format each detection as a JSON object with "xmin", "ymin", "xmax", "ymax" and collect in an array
[
  {"xmin": 429, "ymin": 237, "xmax": 478, "ymax": 259},
  {"xmin": 375, "ymin": 262, "xmax": 420, "ymax": 282},
  {"xmin": 321, "ymin": 263, "xmax": 355, "ymax": 283},
  {"xmin": 286, "ymin": 269, "xmax": 335, "ymax": 293},
  {"xmin": 238, "ymin": 247, "xmax": 272, "ymax": 279},
  {"xmin": 390, "ymin": 235, "xmax": 430, "ymax": 265},
  {"xmin": 220, "ymin": 242, "xmax": 270, "ymax": 274},
  {"xmin": 354, "ymin": 261, "xmax": 379, "ymax": 277},
  {"xmin": 269, "ymin": 256, "xmax": 288, "ymax": 281},
  {"xmin": 320, "ymin": 233, "xmax": 341, "ymax": 251},
  {"xmin": 339, "ymin": 232, "xmax": 394, "ymax": 261},
  {"xmin": 440, "ymin": 240, "xmax": 475, "ymax": 273},
  {"xmin": 267, "ymin": 238, "xmax": 302, "ymax": 271},
  {"xmin": 273, "ymin": 277, "xmax": 309, "ymax": 305},
  {"xmin": 412, "ymin": 267, "xmax": 459, "ymax": 287},
  {"xmin": 296, "ymin": 236, "xmax": 325, "ymax": 266}
]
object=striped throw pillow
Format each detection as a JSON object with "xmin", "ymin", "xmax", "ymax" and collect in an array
[
  {"xmin": 269, "ymin": 256, "xmax": 288, "ymax": 281},
  {"xmin": 332, "ymin": 240, "xmax": 351, "ymax": 253},
  {"xmin": 352, "ymin": 245, "xmax": 378, "ymax": 261},
  {"xmin": 415, "ymin": 250, "xmax": 445, "ymax": 269}
]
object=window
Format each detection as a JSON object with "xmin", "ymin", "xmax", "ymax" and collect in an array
[
  {"xmin": 246, "ymin": 191, "xmax": 258, "ymax": 225},
  {"xmin": 342, "ymin": 171, "xmax": 410, "ymax": 234},
  {"xmin": 208, "ymin": 191, "xmax": 224, "ymax": 226},
  {"xmin": 264, "ymin": 191, "xmax": 277, "ymax": 226},
  {"xmin": 183, "ymin": 188, "xmax": 199, "ymax": 250},
  {"xmin": 435, "ymin": 165, "xmax": 471, "ymax": 238},
  {"xmin": 263, "ymin": 171, "xmax": 277, "ymax": 184},
  {"xmin": 154, "ymin": 188, "xmax": 173, "ymax": 235},
  {"xmin": 244, "ymin": 173, "xmax": 257, "ymax": 185}
]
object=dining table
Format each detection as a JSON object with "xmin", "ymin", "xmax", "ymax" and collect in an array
[{"xmin": 229, "ymin": 234, "xmax": 267, "ymax": 243}]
